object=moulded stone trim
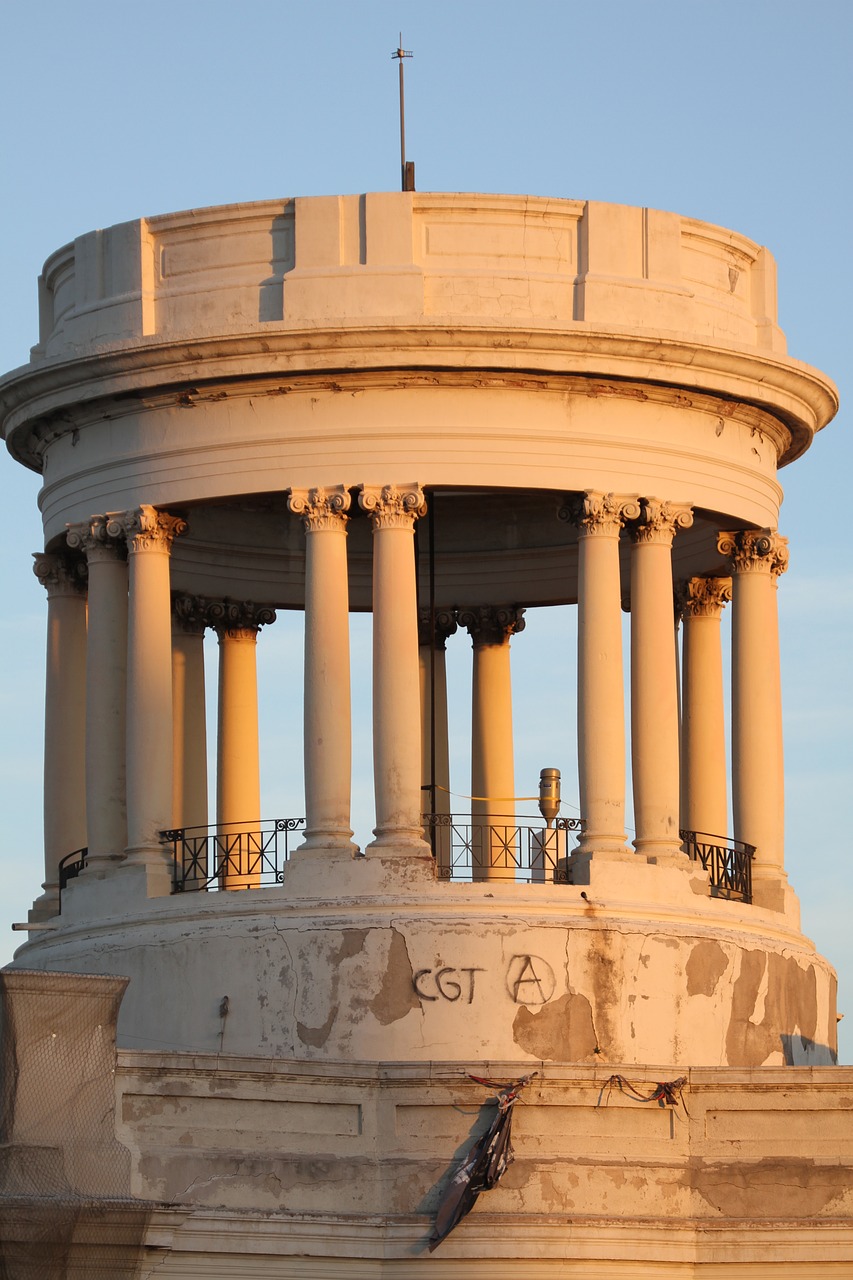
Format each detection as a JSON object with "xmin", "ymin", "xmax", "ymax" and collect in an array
[{"xmin": 3, "ymin": 328, "xmax": 836, "ymax": 474}]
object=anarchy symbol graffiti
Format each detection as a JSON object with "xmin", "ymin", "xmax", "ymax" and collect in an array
[{"xmin": 505, "ymin": 954, "xmax": 555, "ymax": 1005}]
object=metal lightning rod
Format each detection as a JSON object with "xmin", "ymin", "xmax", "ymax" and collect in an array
[{"xmin": 392, "ymin": 35, "xmax": 414, "ymax": 191}]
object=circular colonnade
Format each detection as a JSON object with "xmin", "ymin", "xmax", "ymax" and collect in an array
[{"xmin": 0, "ymin": 192, "xmax": 839, "ymax": 1066}]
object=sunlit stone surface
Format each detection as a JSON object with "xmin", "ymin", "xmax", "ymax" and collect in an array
[{"xmin": 1, "ymin": 193, "xmax": 849, "ymax": 1275}]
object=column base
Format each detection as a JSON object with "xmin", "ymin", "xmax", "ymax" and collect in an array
[
  {"xmin": 565, "ymin": 845, "xmax": 636, "ymax": 885},
  {"xmin": 573, "ymin": 834, "xmax": 634, "ymax": 859},
  {"xmin": 751, "ymin": 866, "xmax": 799, "ymax": 921},
  {"xmin": 119, "ymin": 845, "xmax": 174, "ymax": 897},
  {"xmin": 284, "ymin": 842, "xmax": 436, "ymax": 897},
  {"xmin": 366, "ymin": 827, "xmax": 433, "ymax": 856},
  {"xmin": 28, "ymin": 886, "xmax": 59, "ymax": 924},
  {"xmin": 633, "ymin": 836, "xmax": 687, "ymax": 866},
  {"xmin": 296, "ymin": 831, "xmax": 362, "ymax": 858}
]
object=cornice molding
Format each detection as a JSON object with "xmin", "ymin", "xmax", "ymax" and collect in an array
[{"xmin": 2, "ymin": 327, "xmax": 835, "ymax": 473}]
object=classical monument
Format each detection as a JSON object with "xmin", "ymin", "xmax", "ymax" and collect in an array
[{"xmin": 1, "ymin": 192, "xmax": 850, "ymax": 1275}]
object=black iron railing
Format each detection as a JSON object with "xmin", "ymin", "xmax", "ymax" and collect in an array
[
  {"xmin": 680, "ymin": 829, "xmax": 754, "ymax": 903},
  {"xmin": 422, "ymin": 813, "xmax": 583, "ymax": 882},
  {"xmin": 161, "ymin": 819, "xmax": 305, "ymax": 892},
  {"xmin": 57, "ymin": 846, "xmax": 88, "ymax": 910}
]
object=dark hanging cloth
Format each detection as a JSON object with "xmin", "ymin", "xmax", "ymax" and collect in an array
[{"xmin": 428, "ymin": 1072, "xmax": 535, "ymax": 1252}]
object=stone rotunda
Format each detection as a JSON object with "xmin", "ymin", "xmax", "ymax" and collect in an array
[{"xmin": 1, "ymin": 192, "xmax": 851, "ymax": 1275}]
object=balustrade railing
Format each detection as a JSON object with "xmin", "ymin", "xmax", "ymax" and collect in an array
[
  {"xmin": 680, "ymin": 829, "xmax": 754, "ymax": 903},
  {"xmin": 422, "ymin": 813, "xmax": 583, "ymax": 882},
  {"xmin": 161, "ymin": 819, "xmax": 305, "ymax": 892},
  {"xmin": 57, "ymin": 846, "xmax": 88, "ymax": 910}
]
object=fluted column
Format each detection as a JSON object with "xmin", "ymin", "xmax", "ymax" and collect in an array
[
  {"xmin": 718, "ymin": 530, "xmax": 789, "ymax": 909},
  {"xmin": 66, "ymin": 517, "xmax": 128, "ymax": 865},
  {"xmin": 171, "ymin": 595, "xmax": 209, "ymax": 833},
  {"xmin": 31, "ymin": 552, "xmax": 88, "ymax": 917},
  {"xmin": 677, "ymin": 577, "xmax": 731, "ymax": 841},
  {"xmin": 418, "ymin": 608, "xmax": 457, "ymax": 871},
  {"xmin": 288, "ymin": 486, "xmax": 357, "ymax": 855},
  {"xmin": 459, "ymin": 605, "xmax": 525, "ymax": 880},
  {"xmin": 570, "ymin": 491, "xmax": 639, "ymax": 858},
  {"xmin": 112, "ymin": 506, "xmax": 186, "ymax": 882},
  {"xmin": 359, "ymin": 484, "xmax": 429, "ymax": 851},
  {"xmin": 210, "ymin": 600, "xmax": 275, "ymax": 888},
  {"xmin": 629, "ymin": 498, "xmax": 693, "ymax": 860}
]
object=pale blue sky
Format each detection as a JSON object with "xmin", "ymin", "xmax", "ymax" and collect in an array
[{"xmin": 1, "ymin": 0, "xmax": 850, "ymax": 1058}]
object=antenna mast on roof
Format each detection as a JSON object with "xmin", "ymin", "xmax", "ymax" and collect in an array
[{"xmin": 392, "ymin": 35, "xmax": 415, "ymax": 192}]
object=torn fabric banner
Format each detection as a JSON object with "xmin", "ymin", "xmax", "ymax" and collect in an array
[{"xmin": 428, "ymin": 1072, "xmax": 536, "ymax": 1252}]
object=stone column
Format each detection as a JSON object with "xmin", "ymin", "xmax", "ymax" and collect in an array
[
  {"xmin": 677, "ymin": 577, "xmax": 731, "ymax": 841},
  {"xmin": 66, "ymin": 517, "xmax": 128, "ymax": 866},
  {"xmin": 171, "ymin": 595, "xmax": 209, "ymax": 833},
  {"xmin": 288, "ymin": 486, "xmax": 357, "ymax": 855},
  {"xmin": 31, "ymin": 552, "xmax": 88, "ymax": 918},
  {"xmin": 570, "ymin": 491, "xmax": 639, "ymax": 860},
  {"xmin": 210, "ymin": 600, "xmax": 276, "ymax": 888},
  {"xmin": 418, "ymin": 608, "xmax": 457, "ymax": 872},
  {"xmin": 629, "ymin": 498, "xmax": 693, "ymax": 861},
  {"xmin": 110, "ymin": 506, "xmax": 186, "ymax": 886},
  {"xmin": 718, "ymin": 530, "xmax": 789, "ymax": 910},
  {"xmin": 458, "ymin": 605, "xmax": 525, "ymax": 880},
  {"xmin": 359, "ymin": 483, "xmax": 429, "ymax": 852}
]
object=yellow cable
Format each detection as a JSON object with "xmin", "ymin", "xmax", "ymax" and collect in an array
[{"xmin": 432, "ymin": 784, "xmax": 549, "ymax": 804}]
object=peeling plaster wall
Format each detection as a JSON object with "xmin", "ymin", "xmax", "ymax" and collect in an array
[{"xmin": 13, "ymin": 872, "xmax": 837, "ymax": 1068}]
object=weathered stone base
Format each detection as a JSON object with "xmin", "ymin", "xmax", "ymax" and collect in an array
[
  {"xmin": 1, "ymin": 971, "xmax": 851, "ymax": 1277},
  {"xmin": 12, "ymin": 853, "xmax": 838, "ymax": 1068}
]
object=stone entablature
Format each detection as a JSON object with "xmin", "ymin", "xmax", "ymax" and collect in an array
[{"xmin": 0, "ymin": 195, "xmax": 837, "ymax": 493}]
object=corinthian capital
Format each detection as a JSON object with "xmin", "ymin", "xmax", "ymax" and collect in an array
[
  {"xmin": 630, "ymin": 498, "xmax": 694, "ymax": 546},
  {"xmin": 458, "ymin": 605, "xmax": 526, "ymax": 647},
  {"xmin": 717, "ymin": 529, "xmax": 789, "ymax": 578},
  {"xmin": 417, "ymin": 608, "xmax": 458, "ymax": 650},
  {"xmin": 33, "ymin": 552, "xmax": 88, "ymax": 598},
  {"xmin": 204, "ymin": 598, "xmax": 277, "ymax": 639},
  {"xmin": 560, "ymin": 490, "xmax": 641, "ymax": 536},
  {"xmin": 676, "ymin": 576, "xmax": 732, "ymax": 620},
  {"xmin": 108, "ymin": 505, "xmax": 187, "ymax": 554},
  {"xmin": 288, "ymin": 485, "xmax": 351, "ymax": 533},
  {"xmin": 172, "ymin": 593, "xmax": 209, "ymax": 635},
  {"xmin": 66, "ymin": 514, "xmax": 125, "ymax": 561},
  {"xmin": 358, "ymin": 483, "xmax": 427, "ymax": 530}
]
